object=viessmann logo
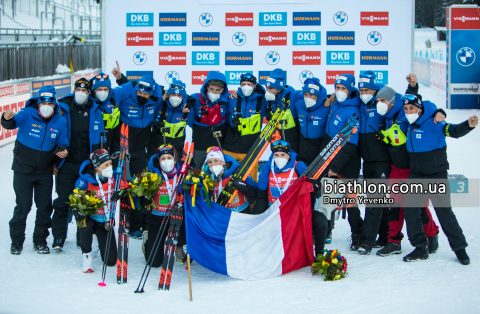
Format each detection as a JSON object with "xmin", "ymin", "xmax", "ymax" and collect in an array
[
  {"xmin": 454, "ymin": 16, "xmax": 480, "ymax": 22},
  {"xmin": 360, "ymin": 12, "xmax": 389, "ymax": 26},
  {"xmin": 259, "ymin": 32, "xmax": 287, "ymax": 46},
  {"xmin": 159, "ymin": 52, "xmax": 186, "ymax": 65},
  {"xmin": 126, "ymin": 32, "xmax": 154, "ymax": 46},
  {"xmin": 292, "ymin": 51, "xmax": 321, "ymax": 65},
  {"xmin": 225, "ymin": 13, "xmax": 254, "ymax": 26},
  {"xmin": 192, "ymin": 71, "xmax": 210, "ymax": 85}
]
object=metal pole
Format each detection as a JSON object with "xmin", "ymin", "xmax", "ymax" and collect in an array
[{"xmin": 100, "ymin": 0, "xmax": 105, "ymax": 72}]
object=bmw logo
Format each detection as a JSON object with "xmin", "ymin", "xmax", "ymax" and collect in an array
[
  {"xmin": 299, "ymin": 70, "xmax": 314, "ymax": 84},
  {"xmin": 165, "ymin": 71, "xmax": 180, "ymax": 84},
  {"xmin": 232, "ymin": 32, "xmax": 246, "ymax": 46},
  {"xmin": 199, "ymin": 12, "xmax": 213, "ymax": 27},
  {"xmin": 265, "ymin": 51, "xmax": 280, "ymax": 65},
  {"xmin": 367, "ymin": 31, "xmax": 382, "ymax": 46},
  {"xmin": 133, "ymin": 51, "xmax": 147, "ymax": 66},
  {"xmin": 333, "ymin": 11, "xmax": 348, "ymax": 26},
  {"xmin": 456, "ymin": 47, "xmax": 475, "ymax": 67}
]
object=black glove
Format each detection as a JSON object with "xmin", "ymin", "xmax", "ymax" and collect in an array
[
  {"xmin": 232, "ymin": 178, "xmax": 257, "ymax": 199},
  {"xmin": 72, "ymin": 210, "xmax": 85, "ymax": 223},
  {"xmin": 140, "ymin": 197, "xmax": 154, "ymax": 214},
  {"xmin": 111, "ymin": 189, "xmax": 127, "ymax": 201},
  {"xmin": 307, "ymin": 178, "xmax": 322, "ymax": 198},
  {"xmin": 53, "ymin": 145, "xmax": 67, "ymax": 155}
]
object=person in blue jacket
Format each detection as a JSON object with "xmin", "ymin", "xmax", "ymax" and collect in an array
[
  {"xmin": 1, "ymin": 85, "xmax": 69, "ymax": 255},
  {"xmin": 50, "ymin": 78, "xmax": 108, "ymax": 251},
  {"xmin": 293, "ymin": 77, "xmax": 330, "ymax": 165},
  {"xmin": 401, "ymin": 95, "xmax": 477, "ymax": 265},
  {"xmin": 112, "ymin": 74, "xmax": 165, "ymax": 238},
  {"xmin": 187, "ymin": 71, "xmax": 230, "ymax": 169},
  {"xmin": 152, "ymin": 79, "xmax": 192, "ymax": 162},
  {"xmin": 224, "ymin": 73, "xmax": 266, "ymax": 181},
  {"xmin": 319, "ymin": 74, "xmax": 364, "ymax": 251}
]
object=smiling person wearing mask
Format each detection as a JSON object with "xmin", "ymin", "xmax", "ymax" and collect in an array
[
  {"xmin": 51, "ymin": 78, "xmax": 107, "ymax": 251},
  {"xmin": 224, "ymin": 73, "xmax": 266, "ymax": 181},
  {"xmin": 186, "ymin": 71, "xmax": 230, "ymax": 169}
]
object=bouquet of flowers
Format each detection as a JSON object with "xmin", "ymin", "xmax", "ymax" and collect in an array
[
  {"xmin": 183, "ymin": 170, "xmax": 217, "ymax": 207},
  {"xmin": 68, "ymin": 188, "xmax": 106, "ymax": 228},
  {"xmin": 127, "ymin": 170, "xmax": 164, "ymax": 211},
  {"xmin": 311, "ymin": 249, "xmax": 347, "ymax": 281}
]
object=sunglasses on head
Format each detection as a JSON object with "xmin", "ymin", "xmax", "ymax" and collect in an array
[
  {"xmin": 158, "ymin": 144, "xmax": 174, "ymax": 151},
  {"xmin": 95, "ymin": 74, "xmax": 109, "ymax": 80},
  {"xmin": 272, "ymin": 140, "xmax": 289, "ymax": 147},
  {"xmin": 360, "ymin": 73, "xmax": 375, "ymax": 80},
  {"xmin": 139, "ymin": 83, "xmax": 154, "ymax": 92},
  {"xmin": 404, "ymin": 94, "xmax": 418, "ymax": 101},
  {"xmin": 206, "ymin": 146, "xmax": 222, "ymax": 154},
  {"xmin": 40, "ymin": 96, "xmax": 55, "ymax": 103},
  {"xmin": 240, "ymin": 73, "xmax": 255, "ymax": 80},
  {"xmin": 169, "ymin": 83, "xmax": 185, "ymax": 90},
  {"xmin": 304, "ymin": 78, "xmax": 320, "ymax": 86}
]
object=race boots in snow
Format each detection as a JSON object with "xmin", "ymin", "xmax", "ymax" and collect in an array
[
  {"xmin": 428, "ymin": 235, "xmax": 439, "ymax": 254},
  {"xmin": 83, "ymin": 252, "xmax": 94, "ymax": 273},
  {"xmin": 373, "ymin": 237, "xmax": 387, "ymax": 249},
  {"xmin": 176, "ymin": 245, "xmax": 185, "ymax": 263},
  {"xmin": 358, "ymin": 244, "xmax": 372, "ymax": 255},
  {"xmin": 10, "ymin": 243, "xmax": 23, "ymax": 255},
  {"xmin": 455, "ymin": 249, "xmax": 470, "ymax": 265},
  {"xmin": 376, "ymin": 242, "xmax": 402, "ymax": 256},
  {"xmin": 52, "ymin": 238, "xmax": 65, "ymax": 251},
  {"xmin": 403, "ymin": 247, "xmax": 429, "ymax": 262},
  {"xmin": 34, "ymin": 242, "xmax": 50, "ymax": 254},
  {"xmin": 349, "ymin": 233, "xmax": 361, "ymax": 251}
]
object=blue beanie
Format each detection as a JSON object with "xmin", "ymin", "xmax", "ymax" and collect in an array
[
  {"xmin": 167, "ymin": 79, "xmax": 187, "ymax": 99},
  {"xmin": 265, "ymin": 68, "xmax": 286, "ymax": 91},
  {"xmin": 38, "ymin": 85, "xmax": 57, "ymax": 104},
  {"xmin": 302, "ymin": 77, "xmax": 322, "ymax": 98},
  {"xmin": 335, "ymin": 74, "xmax": 356, "ymax": 95},
  {"xmin": 358, "ymin": 71, "xmax": 378, "ymax": 90},
  {"xmin": 135, "ymin": 75, "xmax": 156, "ymax": 96},
  {"xmin": 90, "ymin": 72, "xmax": 112, "ymax": 92}
]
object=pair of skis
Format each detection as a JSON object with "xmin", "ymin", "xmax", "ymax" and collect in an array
[
  {"xmin": 215, "ymin": 98, "xmax": 288, "ymax": 206},
  {"xmin": 117, "ymin": 124, "xmax": 131, "ymax": 284},
  {"xmin": 134, "ymin": 141, "xmax": 194, "ymax": 293}
]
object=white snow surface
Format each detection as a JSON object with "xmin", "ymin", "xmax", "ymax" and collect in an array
[{"xmin": 1, "ymin": 86, "xmax": 479, "ymax": 313}]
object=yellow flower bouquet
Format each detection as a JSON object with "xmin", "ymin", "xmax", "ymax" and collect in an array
[
  {"xmin": 311, "ymin": 249, "xmax": 347, "ymax": 281},
  {"xmin": 127, "ymin": 169, "xmax": 164, "ymax": 211},
  {"xmin": 68, "ymin": 188, "xmax": 106, "ymax": 228}
]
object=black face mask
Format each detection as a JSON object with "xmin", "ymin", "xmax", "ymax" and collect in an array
[{"xmin": 137, "ymin": 95, "xmax": 149, "ymax": 106}]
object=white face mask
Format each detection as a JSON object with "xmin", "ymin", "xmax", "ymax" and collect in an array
[
  {"xmin": 101, "ymin": 166, "xmax": 113, "ymax": 178},
  {"xmin": 160, "ymin": 159, "xmax": 175, "ymax": 172},
  {"xmin": 406, "ymin": 113, "xmax": 420, "ymax": 124},
  {"xmin": 360, "ymin": 94, "xmax": 373, "ymax": 104},
  {"xmin": 265, "ymin": 91, "xmax": 276, "ymax": 101},
  {"xmin": 274, "ymin": 157, "xmax": 289, "ymax": 170},
  {"xmin": 209, "ymin": 165, "xmax": 224, "ymax": 176},
  {"xmin": 376, "ymin": 101, "xmax": 389, "ymax": 116},
  {"xmin": 335, "ymin": 90, "xmax": 348, "ymax": 103},
  {"xmin": 304, "ymin": 97, "xmax": 316, "ymax": 108},
  {"xmin": 241, "ymin": 85, "xmax": 254, "ymax": 97},
  {"xmin": 96, "ymin": 91, "xmax": 109, "ymax": 102},
  {"xmin": 39, "ymin": 105, "xmax": 54, "ymax": 118},
  {"xmin": 207, "ymin": 92, "xmax": 221, "ymax": 103},
  {"xmin": 75, "ymin": 91, "xmax": 88, "ymax": 105},
  {"xmin": 169, "ymin": 96, "xmax": 182, "ymax": 108}
]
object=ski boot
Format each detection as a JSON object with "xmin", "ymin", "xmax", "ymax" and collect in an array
[
  {"xmin": 377, "ymin": 242, "xmax": 402, "ymax": 256},
  {"xmin": 11, "ymin": 243, "xmax": 23, "ymax": 255},
  {"xmin": 455, "ymin": 249, "xmax": 470, "ymax": 265},
  {"xmin": 403, "ymin": 247, "xmax": 428, "ymax": 262},
  {"xmin": 83, "ymin": 252, "xmax": 94, "ymax": 273},
  {"xmin": 34, "ymin": 242, "xmax": 50, "ymax": 254}
]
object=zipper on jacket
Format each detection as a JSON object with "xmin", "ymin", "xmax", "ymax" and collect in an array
[{"xmin": 37, "ymin": 120, "xmax": 50, "ymax": 167}]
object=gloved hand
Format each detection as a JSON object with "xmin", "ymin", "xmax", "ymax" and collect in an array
[
  {"xmin": 232, "ymin": 178, "xmax": 247, "ymax": 190},
  {"xmin": 375, "ymin": 130, "xmax": 390, "ymax": 144},
  {"xmin": 179, "ymin": 164, "xmax": 190, "ymax": 175},
  {"xmin": 73, "ymin": 210, "xmax": 86, "ymax": 223},
  {"xmin": 111, "ymin": 189, "xmax": 128, "ymax": 201},
  {"xmin": 140, "ymin": 196, "xmax": 154, "ymax": 214},
  {"xmin": 232, "ymin": 178, "xmax": 257, "ymax": 199},
  {"xmin": 307, "ymin": 178, "xmax": 322, "ymax": 198}
]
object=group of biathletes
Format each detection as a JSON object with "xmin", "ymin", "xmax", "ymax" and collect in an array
[{"xmin": 2, "ymin": 61, "xmax": 478, "ymax": 275}]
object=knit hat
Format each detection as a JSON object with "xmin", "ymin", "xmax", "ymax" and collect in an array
[
  {"xmin": 167, "ymin": 79, "xmax": 187, "ymax": 98},
  {"xmin": 302, "ymin": 77, "xmax": 322, "ymax": 98},
  {"xmin": 403, "ymin": 94, "xmax": 423, "ymax": 109},
  {"xmin": 158, "ymin": 144, "xmax": 176, "ymax": 159},
  {"xmin": 91, "ymin": 149, "xmax": 110, "ymax": 168},
  {"xmin": 135, "ymin": 75, "xmax": 156, "ymax": 96},
  {"xmin": 240, "ymin": 73, "xmax": 257, "ymax": 85},
  {"xmin": 377, "ymin": 86, "xmax": 397, "ymax": 104},
  {"xmin": 205, "ymin": 146, "xmax": 225, "ymax": 162},
  {"xmin": 358, "ymin": 71, "xmax": 378, "ymax": 91},
  {"xmin": 271, "ymin": 140, "xmax": 291, "ymax": 155},
  {"xmin": 265, "ymin": 68, "xmax": 286, "ymax": 91},
  {"xmin": 75, "ymin": 77, "xmax": 92, "ymax": 92},
  {"xmin": 334, "ymin": 74, "xmax": 356, "ymax": 95},
  {"xmin": 90, "ymin": 72, "xmax": 112, "ymax": 92},
  {"xmin": 38, "ymin": 85, "xmax": 57, "ymax": 104}
]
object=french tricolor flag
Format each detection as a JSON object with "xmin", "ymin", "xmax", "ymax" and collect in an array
[{"xmin": 185, "ymin": 177, "xmax": 314, "ymax": 280}]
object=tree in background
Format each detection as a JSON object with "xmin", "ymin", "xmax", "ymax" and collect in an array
[{"xmin": 416, "ymin": 0, "xmax": 480, "ymax": 28}]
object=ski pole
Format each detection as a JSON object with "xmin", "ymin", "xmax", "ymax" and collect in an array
[
  {"xmin": 279, "ymin": 119, "xmax": 287, "ymax": 140},
  {"xmin": 161, "ymin": 127, "xmax": 171, "ymax": 145}
]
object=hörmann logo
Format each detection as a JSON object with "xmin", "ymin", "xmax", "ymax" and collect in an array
[
  {"xmin": 192, "ymin": 71, "xmax": 210, "ymax": 85},
  {"xmin": 127, "ymin": 13, "xmax": 153, "ymax": 27},
  {"xmin": 159, "ymin": 13, "xmax": 187, "ymax": 27},
  {"xmin": 326, "ymin": 70, "xmax": 355, "ymax": 85},
  {"xmin": 159, "ymin": 52, "xmax": 187, "ymax": 65},
  {"xmin": 360, "ymin": 12, "xmax": 389, "ymax": 26},
  {"xmin": 326, "ymin": 31, "xmax": 355, "ymax": 45},
  {"xmin": 192, "ymin": 32, "xmax": 220, "ymax": 46},
  {"xmin": 192, "ymin": 51, "xmax": 220, "ymax": 65},
  {"xmin": 126, "ymin": 71, "xmax": 154, "ymax": 81},
  {"xmin": 126, "ymin": 32, "xmax": 154, "ymax": 46},
  {"xmin": 159, "ymin": 32, "xmax": 186, "ymax": 46},
  {"xmin": 360, "ymin": 51, "xmax": 389, "ymax": 65},
  {"xmin": 292, "ymin": 51, "xmax": 321, "ymax": 65},
  {"xmin": 292, "ymin": 31, "xmax": 321, "ymax": 45},
  {"xmin": 259, "ymin": 12, "xmax": 287, "ymax": 26},
  {"xmin": 293, "ymin": 12, "xmax": 321, "ymax": 26},
  {"xmin": 259, "ymin": 32, "xmax": 287, "ymax": 46},
  {"xmin": 225, "ymin": 52, "xmax": 254, "ymax": 65},
  {"xmin": 225, "ymin": 13, "xmax": 254, "ymax": 26}
]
